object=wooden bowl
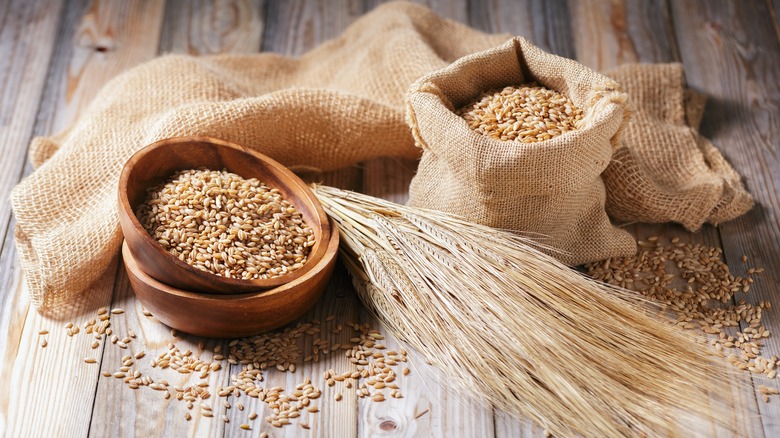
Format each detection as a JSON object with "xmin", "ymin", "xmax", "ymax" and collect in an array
[
  {"xmin": 121, "ymin": 220, "xmax": 339, "ymax": 337},
  {"xmin": 118, "ymin": 136, "xmax": 331, "ymax": 294}
]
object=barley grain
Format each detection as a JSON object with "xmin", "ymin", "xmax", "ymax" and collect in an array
[
  {"xmin": 460, "ymin": 84, "xmax": 583, "ymax": 143},
  {"xmin": 136, "ymin": 169, "xmax": 315, "ymax": 280}
]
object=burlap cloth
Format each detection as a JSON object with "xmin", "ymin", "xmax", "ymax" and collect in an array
[{"xmin": 10, "ymin": 1, "xmax": 752, "ymax": 311}]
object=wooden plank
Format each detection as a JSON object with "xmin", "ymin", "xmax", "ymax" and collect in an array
[
  {"xmin": 364, "ymin": 0, "xmax": 468, "ymax": 27},
  {"xmin": 468, "ymin": 1, "xmax": 574, "ymax": 435},
  {"xmin": 0, "ymin": 0, "xmax": 62, "ymax": 434},
  {"xmin": 159, "ymin": 0, "xmax": 265, "ymax": 54},
  {"xmin": 0, "ymin": 260, "xmax": 122, "ymax": 438},
  {"xmin": 89, "ymin": 268, "xmax": 232, "ymax": 438},
  {"xmin": 262, "ymin": 0, "xmax": 362, "ymax": 56},
  {"xmin": 468, "ymin": 0, "xmax": 574, "ymax": 58},
  {"xmin": 359, "ymin": 1, "xmax": 495, "ymax": 436},
  {"xmin": 568, "ymin": 0, "xmax": 765, "ymax": 436},
  {"xmin": 0, "ymin": 0, "xmax": 65, "ymax": 268},
  {"xmin": 459, "ymin": 1, "xmax": 574, "ymax": 436},
  {"xmin": 0, "ymin": 0, "xmax": 65, "ymax": 384},
  {"xmin": 221, "ymin": 268, "xmax": 361, "ymax": 437},
  {"xmin": 671, "ymin": 1, "xmax": 780, "ymax": 435},
  {"xmin": 0, "ymin": 0, "xmax": 167, "ymax": 437},
  {"xmin": 0, "ymin": 218, "xmax": 30, "ymax": 434},
  {"xmin": 37, "ymin": 0, "xmax": 167, "ymax": 137},
  {"xmin": 355, "ymin": 307, "xmax": 495, "ymax": 438},
  {"xmin": 210, "ymin": 2, "xmax": 363, "ymax": 437},
  {"xmin": 569, "ymin": 0, "xmax": 678, "ymax": 70},
  {"xmin": 621, "ymin": 224, "xmax": 764, "ymax": 438},
  {"xmin": 88, "ymin": 1, "xmax": 265, "ymax": 437}
]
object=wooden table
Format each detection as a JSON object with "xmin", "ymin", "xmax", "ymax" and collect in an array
[{"xmin": 1, "ymin": 1, "xmax": 778, "ymax": 436}]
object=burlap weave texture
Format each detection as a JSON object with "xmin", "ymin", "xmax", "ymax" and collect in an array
[
  {"xmin": 10, "ymin": 2, "xmax": 752, "ymax": 311},
  {"xmin": 604, "ymin": 63, "xmax": 754, "ymax": 229}
]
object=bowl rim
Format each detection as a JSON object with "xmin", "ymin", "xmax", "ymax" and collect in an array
[
  {"xmin": 121, "ymin": 217, "xmax": 339, "ymax": 302},
  {"xmin": 118, "ymin": 136, "xmax": 331, "ymax": 292}
]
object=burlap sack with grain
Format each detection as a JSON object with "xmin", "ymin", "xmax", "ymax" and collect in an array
[
  {"xmin": 407, "ymin": 38, "xmax": 637, "ymax": 265},
  {"xmin": 406, "ymin": 41, "xmax": 753, "ymax": 265}
]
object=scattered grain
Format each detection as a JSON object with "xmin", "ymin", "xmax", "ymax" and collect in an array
[{"xmin": 587, "ymin": 238, "xmax": 775, "ymax": 380}]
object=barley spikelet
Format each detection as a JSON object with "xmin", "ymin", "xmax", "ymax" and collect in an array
[{"xmin": 313, "ymin": 185, "xmax": 743, "ymax": 438}]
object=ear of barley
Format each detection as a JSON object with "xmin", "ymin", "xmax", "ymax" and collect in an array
[{"xmin": 312, "ymin": 184, "xmax": 741, "ymax": 438}]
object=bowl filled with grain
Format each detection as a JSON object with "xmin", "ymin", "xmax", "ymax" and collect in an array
[
  {"xmin": 118, "ymin": 136, "xmax": 332, "ymax": 294},
  {"xmin": 121, "ymin": 218, "xmax": 339, "ymax": 337}
]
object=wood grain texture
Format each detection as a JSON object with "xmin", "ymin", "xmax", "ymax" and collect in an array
[
  {"xmin": 43, "ymin": 0, "xmax": 167, "ymax": 137},
  {"xmin": 468, "ymin": 0, "xmax": 574, "ymax": 58},
  {"xmin": 0, "ymin": 259, "xmax": 121, "ymax": 437},
  {"xmin": 159, "ymin": 0, "xmax": 265, "ymax": 54},
  {"xmin": 262, "ymin": 0, "xmax": 361, "ymax": 55},
  {"xmin": 569, "ymin": 0, "xmax": 679, "ymax": 70},
  {"xmin": 0, "ymin": 0, "xmax": 64, "ymax": 265},
  {"xmin": 470, "ymin": 1, "xmax": 571, "ymax": 435},
  {"xmin": 89, "ymin": 267, "xmax": 234, "ymax": 438},
  {"xmin": 569, "ymin": 0, "xmax": 768, "ymax": 436},
  {"xmin": 0, "ymin": 0, "xmax": 65, "ymax": 392},
  {"xmin": 221, "ymin": 269, "xmax": 361, "ymax": 437},
  {"xmin": 0, "ymin": 220, "xmax": 29, "ymax": 434},
  {"xmin": 0, "ymin": 0, "xmax": 167, "ymax": 437},
  {"xmin": 355, "ymin": 304, "xmax": 495, "ymax": 438},
  {"xmin": 671, "ymin": 0, "xmax": 780, "ymax": 435},
  {"xmin": 359, "ymin": 2, "xmax": 495, "ymax": 437},
  {"xmin": 0, "ymin": 0, "xmax": 69, "ymax": 435}
]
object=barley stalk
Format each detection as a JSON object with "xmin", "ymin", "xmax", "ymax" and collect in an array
[{"xmin": 312, "ymin": 184, "xmax": 740, "ymax": 438}]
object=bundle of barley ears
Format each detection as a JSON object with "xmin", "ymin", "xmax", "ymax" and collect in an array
[{"xmin": 313, "ymin": 185, "xmax": 740, "ymax": 438}]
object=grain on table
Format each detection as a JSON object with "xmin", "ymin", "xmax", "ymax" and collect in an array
[{"xmin": 587, "ymin": 237, "xmax": 777, "ymax": 398}]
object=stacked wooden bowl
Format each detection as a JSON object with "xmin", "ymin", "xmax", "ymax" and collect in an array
[{"xmin": 118, "ymin": 137, "xmax": 339, "ymax": 338}]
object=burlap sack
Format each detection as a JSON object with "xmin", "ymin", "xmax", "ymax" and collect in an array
[
  {"xmin": 406, "ymin": 38, "xmax": 637, "ymax": 265},
  {"xmin": 603, "ymin": 63, "xmax": 754, "ymax": 229},
  {"xmin": 11, "ymin": 1, "xmax": 752, "ymax": 311}
]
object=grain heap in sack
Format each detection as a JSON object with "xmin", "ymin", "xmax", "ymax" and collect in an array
[{"xmin": 11, "ymin": 1, "xmax": 751, "ymax": 311}]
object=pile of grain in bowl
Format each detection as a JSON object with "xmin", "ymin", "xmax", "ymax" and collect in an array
[
  {"xmin": 459, "ymin": 83, "xmax": 583, "ymax": 143},
  {"xmin": 136, "ymin": 169, "xmax": 315, "ymax": 280}
]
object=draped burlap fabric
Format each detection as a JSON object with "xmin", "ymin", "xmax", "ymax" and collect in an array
[
  {"xmin": 10, "ymin": 1, "xmax": 751, "ymax": 311},
  {"xmin": 406, "ymin": 38, "xmax": 636, "ymax": 265},
  {"xmin": 604, "ymin": 63, "xmax": 754, "ymax": 229}
]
